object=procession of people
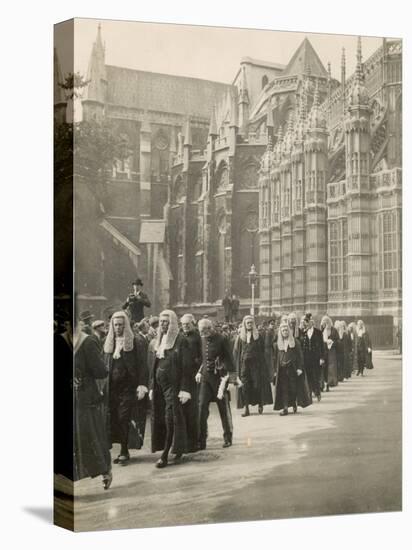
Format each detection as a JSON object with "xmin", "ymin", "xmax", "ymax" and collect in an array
[{"xmin": 55, "ymin": 278, "xmax": 376, "ymax": 491}]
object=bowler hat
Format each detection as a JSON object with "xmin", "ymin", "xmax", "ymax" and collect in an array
[
  {"xmin": 79, "ymin": 310, "xmax": 94, "ymax": 322},
  {"xmin": 132, "ymin": 278, "xmax": 143, "ymax": 286}
]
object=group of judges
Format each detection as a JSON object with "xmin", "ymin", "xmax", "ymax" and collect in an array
[{"xmin": 57, "ymin": 283, "xmax": 374, "ymax": 492}]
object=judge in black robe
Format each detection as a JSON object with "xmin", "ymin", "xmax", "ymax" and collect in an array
[{"xmin": 234, "ymin": 315, "xmax": 273, "ymax": 416}]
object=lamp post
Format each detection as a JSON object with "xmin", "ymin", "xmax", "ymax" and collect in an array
[{"xmin": 248, "ymin": 264, "xmax": 258, "ymax": 316}]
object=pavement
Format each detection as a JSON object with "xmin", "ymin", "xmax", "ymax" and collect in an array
[{"xmin": 72, "ymin": 351, "xmax": 402, "ymax": 532}]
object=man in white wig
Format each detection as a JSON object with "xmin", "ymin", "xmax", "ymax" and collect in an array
[
  {"xmin": 104, "ymin": 311, "xmax": 149, "ymax": 466},
  {"xmin": 233, "ymin": 315, "xmax": 273, "ymax": 417},
  {"xmin": 148, "ymin": 310, "xmax": 192, "ymax": 468},
  {"xmin": 273, "ymin": 320, "xmax": 311, "ymax": 415},
  {"xmin": 197, "ymin": 318, "xmax": 236, "ymax": 449}
]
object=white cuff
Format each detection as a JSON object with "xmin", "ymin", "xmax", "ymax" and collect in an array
[
  {"xmin": 178, "ymin": 391, "xmax": 191, "ymax": 400},
  {"xmin": 137, "ymin": 385, "xmax": 148, "ymax": 394}
]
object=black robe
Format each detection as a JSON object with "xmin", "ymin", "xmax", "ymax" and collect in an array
[
  {"xmin": 105, "ymin": 337, "xmax": 148, "ymax": 448},
  {"xmin": 74, "ymin": 335, "xmax": 111, "ymax": 480},
  {"xmin": 148, "ymin": 333, "xmax": 192, "ymax": 455},
  {"xmin": 127, "ymin": 334, "xmax": 149, "ymax": 449},
  {"xmin": 301, "ymin": 327, "xmax": 324, "ymax": 396},
  {"xmin": 234, "ymin": 333, "xmax": 273, "ymax": 408},
  {"xmin": 181, "ymin": 329, "xmax": 202, "ymax": 452},
  {"xmin": 343, "ymin": 332, "xmax": 352, "ymax": 378},
  {"xmin": 273, "ymin": 340, "xmax": 312, "ymax": 411}
]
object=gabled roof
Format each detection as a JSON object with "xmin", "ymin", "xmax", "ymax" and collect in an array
[{"xmin": 282, "ymin": 37, "xmax": 328, "ymax": 78}]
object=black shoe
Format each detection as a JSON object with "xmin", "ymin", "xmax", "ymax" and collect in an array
[
  {"xmin": 317, "ymin": 394, "xmax": 321, "ymax": 402},
  {"xmin": 293, "ymin": 405, "xmax": 297, "ymax": 414},
  {"xmin": 155, "ymin": 458, "xmax": 168, "ymax": 469},
  {"xmin": 222, "ymin": 440, "xmax": 232, "ymax": 448},
  {"xmin": 102, "ymin": 472, "xmax": 113, "ymax": 490},
  {"xmin": 258, "ymin": 405, "xmax": 263, "ymax": 415},
  {"xmin": 241, "ymin": 409, "xmax": 250, "ymax": 417},
  {"xmin": 280, "ymin": 409, "xmax": 288, "ymax": 416},
  {"xmin": 114, "ymin": 453, "xmax": 130, "ymax": 465},
  {"xmin": 326, "ymin": 385, "xmax": 330, "ymax": 392}
]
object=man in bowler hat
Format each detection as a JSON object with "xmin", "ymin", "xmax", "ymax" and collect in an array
[{"xmin": 122, "ymin": 278, "xmax": 151, "ymax": 323}]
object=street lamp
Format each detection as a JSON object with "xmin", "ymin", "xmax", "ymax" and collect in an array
[{"xmin": 248, "ymin": 264, "xmax": 258, "ymax": 316}]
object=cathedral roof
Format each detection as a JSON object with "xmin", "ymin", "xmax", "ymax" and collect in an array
[
  {"xmin": 282, "ymin": 37, "xmax": 328, "ymax": 79},
  {"xmin": 105, "ymin": 65, "xmax": 232, "ymax": 119}
]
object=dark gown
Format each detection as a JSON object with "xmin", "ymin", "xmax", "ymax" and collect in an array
[
  {"xmin": 148, "ymin": 333, "xmax": 192, "ymax": 456},
  {"xmin": 74, "ymin": 334, "xmax": 111, "ymax": 480},
  {"xmin": 106, "ymin": 338, "xmax": 147, "ymax": 451},
  {"xmin": 273, "ymin": 340, "xmax": 312, "ymax": 411},
  {"xmin": 127, "ymin": 334, "xmax": 149, "ymax": 450},
  {"xmin": 181, "ymin": 329, "xmax": 202, "ymax": 452},
  {"xmin": 234, "ymin": 333, "xmax": 273, "ymax": 409},
  {"xmin": 336, "ymin": 335, "xmax": 345, "ymax": 382},
  {"xmin": 301, "ymin": 327, "xmax": 324, "ymax": 398},
  {"xmin": 322, "ymin": 327, "xmax": 339, "ymax": 387},
  {"xmin": 343, "ymin": 332, "xmax": 352, "ymax": 378}
]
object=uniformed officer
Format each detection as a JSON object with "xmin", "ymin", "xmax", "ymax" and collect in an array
[{"xmin": 197, "ymin": 319, "xmax": 236, "ymax": 449}]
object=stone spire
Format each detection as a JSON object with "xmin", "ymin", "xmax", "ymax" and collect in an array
[
  {"xmin": 229, "ymin": 92, "xmax": 239, "ymax": 128},
  {"xmin": 266, "ymin": 99, "xmax": 274, "ymax": 141},
  {"xmin": 308, "ymin": 79, "xmax": 326, "ymax": 130},
  {"xmin": 85, "ymin": 23, "xmax": 107, "ymax": 103},
  {"xmin": 349, "ymin": 36, "xmax": 369, "ymax": 107},
  {"xmin": 238, "ymin": 65, "xmax": 250, "ymax": 136},
  {"xmin": 341, "ymin": 47, "xmax": 346, "ymax": 113},
  {"xmin": 239, "ymin": 65, "xmax": 249, "ymax": 105},
  {"xmin": 208, "ymin": 105, "xmax": 218, "ymax": 137},
  {"xmin": 184, "ymin": 118, "xmax": 192, "ymax": 147}
]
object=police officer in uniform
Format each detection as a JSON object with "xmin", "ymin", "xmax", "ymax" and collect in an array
[{"xmin": 197, "ymin": 319, "xmax": 236, "ymax": 450}]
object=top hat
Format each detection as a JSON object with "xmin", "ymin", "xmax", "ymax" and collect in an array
[
  {"xmin": 132, "ymin": 278, "xmax": 143, "ymax": 286},
  {"xmin": 79, "ymin": 310, "xmax": 94, "ymax": 322}
]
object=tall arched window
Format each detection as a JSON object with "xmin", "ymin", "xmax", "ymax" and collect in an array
[
  {"xmin": 329, "ymin": 222, "xmax": 340, "ymax": 291},
  {"xmin": 381, "ymin": 211, "xmax": 397, "ymax": 289}
]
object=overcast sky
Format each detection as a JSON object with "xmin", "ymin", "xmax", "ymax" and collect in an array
[{"xmin": 61, "ymin": 18, "xmax": 388, "ymax": 85}]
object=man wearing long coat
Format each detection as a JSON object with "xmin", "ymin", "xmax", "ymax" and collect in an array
[
  {"xmin": 180, "ymin": 314, "xmax": 202, "ymax": 453},
  {"xmin": 234, "ymin": 315, "xmax": 273, "ymax": 416},
  {"xmin": 301, "ymin": 313, "xmax": 324, "ymax": 401},
  {"xmin": 104, "ymin": 311, "xmax": 148, "ymax": 465},
  {"xmin": 74, "ymin": 324, "xmax": 112, "ymax": 489},
  {"xmin": 274, "ymin": 321, "xmax": 312, "ymax": 415},
  {"xmin": 148, "ymin": 310, "xmax": 192, "ymax": 468}
]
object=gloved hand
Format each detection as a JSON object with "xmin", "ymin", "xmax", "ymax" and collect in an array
[
  {"xmin": 297, "ymin": 369, "xmax": 303, "ymax": 376},
  {"xmin": 320, "ymin": 359, "xmax": 325, "ymax": 365},
  {"xmin": 149, "ymin": 389, "xmax": 153, "ymax": 401},
  {"xmin": 236, "ymin": 376, "xmax": 243, "ymax": 388},
  {"xmin": 195, "ymin": 372, "xmax": 202, "ymax": 384},
  {"xmin": 368, "ymin": 348, "xmax": 371, "ymax": 353},
  {"xmin": 178, "ymin": 390, "xmax": 191, "ymax": 404},
  {"xmin": 136, "ymin": 385, "xmax": 148, "ymax": 400}
]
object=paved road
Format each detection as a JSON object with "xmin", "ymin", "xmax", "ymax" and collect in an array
[{"xmin": 73, "ymin": 352, "xmax": 401, "ymax": 531}]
